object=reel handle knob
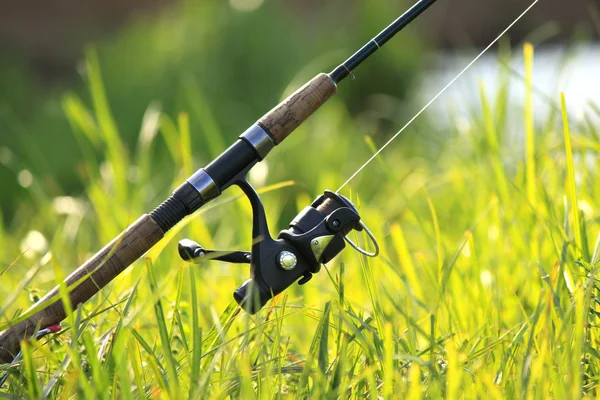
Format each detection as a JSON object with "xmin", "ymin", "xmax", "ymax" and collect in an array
[{"xmin": 178, "ymin": 239, "xmax": 205, "ymax": 262}]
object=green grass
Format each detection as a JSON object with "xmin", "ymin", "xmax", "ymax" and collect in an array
[{"xmin": 2, "ymin": 42, "xmax": 600, "ymax": 398}]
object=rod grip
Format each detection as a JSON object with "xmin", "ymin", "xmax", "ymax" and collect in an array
[
  {"xmin": 0, "ymin": 214, "xmax": 164, "ymax": 364},
  {"xmin": 259, "ymin": 73, "xmax": 337, "ymax": 145}
]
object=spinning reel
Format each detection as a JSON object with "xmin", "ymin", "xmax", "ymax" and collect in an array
[{"xmin": 178, "ymin": 179, "xmax": 379, "ymax": 314}]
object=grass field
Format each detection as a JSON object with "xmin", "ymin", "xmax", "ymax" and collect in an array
[{"xmin": 2, "ymin": 42, "xmax": 600, "ymax": 398}]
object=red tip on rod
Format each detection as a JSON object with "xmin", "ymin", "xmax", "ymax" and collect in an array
[{"xmin": 47, "ymin": 324, "xmax": 62, "ymax": 333}]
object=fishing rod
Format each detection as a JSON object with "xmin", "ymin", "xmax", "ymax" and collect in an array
[{"xmin": 0, "ymin": 0, "xmax": 439, "ymax": 364}]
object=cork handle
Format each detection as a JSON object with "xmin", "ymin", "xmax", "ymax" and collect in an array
[
  {"xmin": 259, "ymin": 73, "xmax": 337, "ymax": 144},
  {"xmin": 0, "ymin": 214, "xmax": 164, "ymax": 363}
]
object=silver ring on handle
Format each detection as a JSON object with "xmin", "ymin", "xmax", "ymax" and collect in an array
[{"xmin": 344, "ymin": 220, "xmax": 379, "ymax": 257}]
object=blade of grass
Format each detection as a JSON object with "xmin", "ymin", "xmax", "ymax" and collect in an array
[
  {"xmin": 561, "ymin": 93, "xmax": 582, "ymax": 262},
  {"xmin": 524, "ymin": 43, "xmax": 536, "ymax": 208},
  {"xmin": 145, "ymin": 258, "xmax": 181, "ymax": 399}
]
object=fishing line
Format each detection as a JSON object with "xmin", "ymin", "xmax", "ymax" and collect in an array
[{"xmin": 336, "ymin": 0, "xmax": 540, "ymax": 193}]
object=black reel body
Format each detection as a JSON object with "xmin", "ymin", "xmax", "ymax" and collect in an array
[{"xmin": 178, "ymin": 179, "xmax": 377, "ymax": 314}]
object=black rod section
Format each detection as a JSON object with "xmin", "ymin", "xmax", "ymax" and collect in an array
[{"xmin": 329, "ymin": 0, "xmax": 438, "ymax": 84}]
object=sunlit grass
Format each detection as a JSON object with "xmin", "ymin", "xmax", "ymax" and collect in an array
[{"xmin": 2, "ymin": 43, "xmax": 600, "ymax": 398}]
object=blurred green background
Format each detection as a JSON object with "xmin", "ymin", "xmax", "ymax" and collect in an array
[
  {"xmin": 2, "ymin": 0, "xmax": 595, "ymax": 223},
  {"xmin": 1, "ymin": 0, "xmax": 598, "ymax": 312},
  {"xmin": 2, "ymin": 0, "xmax": 598, "ymax": 304},
  {"xmin": 4, "ymin": 0, "xmax": 600, "ymax": 397},
  {"xmin": 0, "ymin": 0, "xmax": 427, "ymax": 223}
]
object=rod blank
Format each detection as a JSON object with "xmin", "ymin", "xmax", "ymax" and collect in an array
[{"xmin": 329, "ymin": 0, "xmax": 438, "ymax": 84}]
